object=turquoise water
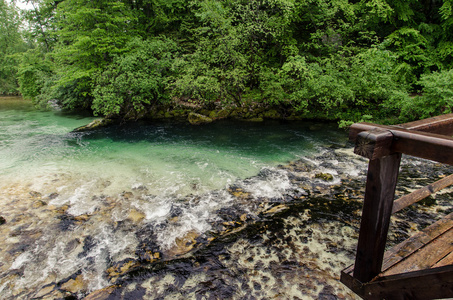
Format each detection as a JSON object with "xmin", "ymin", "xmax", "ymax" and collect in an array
[
  {"xmin": 0, "ymin": 97, "xmax": 354, "ymax": 298},
  {"xmin": 0, "ymin": 97, "xmax": 346, "ymax": 198}
]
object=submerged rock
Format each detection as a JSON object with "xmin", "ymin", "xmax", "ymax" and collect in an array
[
  {"xmin": 315, "ymin": 173, "xmax": 334, "ymax": 181},
  {"xmin": 60, "ymin": 274, "xmax": 88, "ymax": 294},
  {"xmin": 83, "ymin": 285, "xmax": 118, "ymax": 300},
  {"xmin": 72, "ymin": 118, "xmax": 115, "ymax": 132},
  {"xmin": 188, "ymin": 113, "xmax": 213, "ymax": 125},
  {"xmin": 168, "ymin": 230, "xmax": 200, "ymax": 256}
]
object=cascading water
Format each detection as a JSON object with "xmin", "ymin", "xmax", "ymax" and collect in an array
[{"xmin": 1, "ymin": 97, "xmax": 452, "ymax": 299}]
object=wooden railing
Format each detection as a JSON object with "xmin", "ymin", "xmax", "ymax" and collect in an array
[{"xmin": 342, "ymin": 113, "xmax": 453, "ymax": 298}]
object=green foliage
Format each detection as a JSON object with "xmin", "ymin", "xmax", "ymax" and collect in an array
[
  {"xmin": 0, "ymin": 0, "xmax": 28, "ymax": 94},
  {"xmin": 393, "ymin": 69, "xmax": 453, "ymax": 121},
  {"xmin": 382, "ymin": 27, "xmax": 437, "ymax": 84},
  {"xmin": 9, "ymin": 0, "xmax": 453, "ymax": 125},
  {"xmin": 92, "ymin": 37, "xmax": 177, "ymax": 116},
  {"xmin": 49, "ymin": 0, "xmax": 137, "ymax": 109},
  {"xmin": 17, "ymin": 48, "xmax": 53, "ymax": 101}
]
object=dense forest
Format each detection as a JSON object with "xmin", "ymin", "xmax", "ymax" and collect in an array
[{"xmin": 1, "ymin": 0, "xmax": 453, "ymax": 126}]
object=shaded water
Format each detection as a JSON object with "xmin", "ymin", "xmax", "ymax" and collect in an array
[{"xmin": 2, "ymin": 97, "xmax": 451, "ymax": 299}]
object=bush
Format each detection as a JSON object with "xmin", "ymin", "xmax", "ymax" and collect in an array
[{"xmin": 92, "ymin": 37, "xmax": 177, "ymax": 116}]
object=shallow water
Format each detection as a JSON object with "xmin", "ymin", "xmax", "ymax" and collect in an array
[{"xmin": 2, "ymin": 97, "xmax": 450, "ymax": 299}]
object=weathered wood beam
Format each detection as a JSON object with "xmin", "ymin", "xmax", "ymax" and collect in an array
[
  {"xmin": 350, "ymin": 113, "xmax": 453, "ymax": 142},
  {"xmin": 392, "ymin": 174, "xmax": 453, "ymax": 214},
  {"xmin": 349, "ymin": 123, "xmax": 389, "ymax": 142},
  {"xmin": 353, "ymin": 153, "xmax": 402, "ymax": 283},
  {"xmin": 362, "ymin": 265, "xmax": 453, "ymax": 300},
  {"xmin": 351, "ymin": 124, "xmax": 453, "ymax": 164},
  {"xmin": 390, "ymin": 129, "xmax": 453, "ymax": 165},
  {"xmin": 353, "ymin": 129, "xmax": 394, "ymax": 160},
  {"xmin": 401, "ymin": 113, "xmax": 453, "ymax": 136}
]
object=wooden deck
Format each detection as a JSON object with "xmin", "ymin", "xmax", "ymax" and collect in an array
[{"xmin": 341, "ymin": 114, "xmax": 453, "ymax": 299}]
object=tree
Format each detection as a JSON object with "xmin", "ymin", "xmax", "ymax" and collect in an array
[
  {"xmin": 92, "ymin": 37, "xmax": 177, "ymax": 117},
  {"xmin": 0, "ymin": 0, "xmax": 27, "ymax": 94}
]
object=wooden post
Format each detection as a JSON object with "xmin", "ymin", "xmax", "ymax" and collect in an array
[{"xmin": 353, "ymin": 153, "xmax": 402, "ymax": 283}]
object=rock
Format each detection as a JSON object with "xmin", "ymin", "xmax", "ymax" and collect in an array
[
  {"xmin": 263, "ymin": 204, "xmax": 289, "ymax": 215},
  {"xmin": 168, "ymin": 230, "xmax": 200, "ymax": 256},
  {"xmin": 32, "ymin": 200, "xmax": 47, "ymax": 208},
  {"xmin": 29, "ymin": 191, "xmax": 42, "ymax": 198},
  {"xmin": 315, "ymin": 173, "xmax": 334, "ymax": 181},
  {"xmin": 128, "ymin": 209, "xmax": 145, "ymax": 223},
  {"xmin": 140, "ymin": 251, "xmax": 161, "ymax": 263},
  {"xmin": 188, "ymin": 113, "xmax": 213, "ymax": 125},
  {"xmin": 60, "ymin": 275, "xmax": 87, "ymax": 294},
  {"xmin": 121, "ymin": 191, "xmax": 134, "ymax": 199},
  {"xmin": 72, "ymin": 118, "xmax": 115, "ymax": 132},
  {"xmin": 83, "ymin": 285, "xmax": 118, "ymax": 300},
  {"xmin": 0, "ymin": 216, "xmax": 5, "ymax": 225},
  {"xmin": 263, "ymin": 109, "xmax": 280, "ymax": 119},
  {"xmin": 106, "ymin": 259, "xmax": 140, "ymax": 278},
  {"xmin": 217, "ymin": 109, "xmax": 230, "ymax": 119},
  {"xmin": 245, "ymin": 117, "xmax": 264, "ymax": 122},
  {"xmin": 47, "ymin": 192, "xmax": 59, "ymax": 200},
  {"xmin": 34, "ymin": 284, "xmax": 56, "ymax": 298}
]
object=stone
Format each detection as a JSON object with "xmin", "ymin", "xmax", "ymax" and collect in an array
[
  {"xmin": 72, "ymin": 118, "xmax": 115, "ymax": 132},
  {"xmin": 32, "ymin": 200, "xmax": 47, "ymax": 208},
  {"xmin": 263, "ymin": 109, "xmax": 280, "ymax": 119},
  {"xmin": 315, "ymin": 173, "xmax": 334, "ymax": 181},
  {"xmin": 121, "ymin": 191, "xmax": 134, "ymax": 199},
  {"xmin": 217, "ymin": 109, "xmax": 230, "ymax": 119},
  {"xmin": 246, "ymin": 117, "xmax": 264, "ymax": 122},
  {"xmin": 60, "ymin": 275, "xmax": 87, "ymax": 294},
  {"xmin": 263, "ymin": 204, "xmax": 289, "ymax": 215},
  {"xmin": 83, "ymin": 285, "xmax": 118, "ymax": 300},
  {"xmin": 34, "ymin": 284, "xmax": 55, "ymax": 298},
  {"xmin": 128, "ymin": 209, "xmax": 145, "ymax": 223},
  {"xmin": 29, "ymin": 191, "xmax": 42, "ymax": 198},
  {"xmin": 188, "ymin": 113, "xmax": 213, "ymax": 125},
  {"xmin": 0, "ymin": 216, "xmax": 5, "ymax": 225},
  {"xmin": 168, "ymin": 230, "xmax": 200, "ymax": 256},
  {"xmin": 141, "ymin": 251, "xmax": 161, "ymax": 263},
  {"xmin": 107, "ymin": 259, "xmax": 140, "ymax": 278}
]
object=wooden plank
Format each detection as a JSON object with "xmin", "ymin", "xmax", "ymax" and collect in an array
[
  {"xmin": 363, "ymin": 265, "xmax": 453, "ymax": 300},
  {"xmin": 349, "ymin": 123, "xmax": 390, "ymax": 142},
  {"xmin": 433, "ymin": 251, "xmax": 453, "ymax": 268},
  {"xmin": 353, "ymin": 153, "xmax": 402, "ymax": 283},
  {"xmin": 381, "ymin": 212, "xmax": 453, "ymax": 272},
  {"xmin": 402, "ymin": 113, "xmax": 453, "ymax": 136},
  {"xmin": 392, "ymin": 174, "xmax": 453, "ymax": 213},
  {"xmin": 390, "ymin": 129, "xmax": 453, "ymax": 165},
  {"xmin": 382, "ymin": 227, "xmax": 453, "ymax": 276},
  {"xmin": 353, "ymin": 129, "xmax": 394, "ymax": 160},
  {"xmin": 344, "ymin": 213, "xmax": 453, "ymax": 278},
  {"xmin": 350, "ymin": 113, "xmax": 453, "ymax": 142}
]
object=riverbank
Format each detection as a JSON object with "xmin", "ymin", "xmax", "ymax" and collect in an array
[{"xmin": 73, "ymin": 100, "xmax": 339, "ymax": 132}]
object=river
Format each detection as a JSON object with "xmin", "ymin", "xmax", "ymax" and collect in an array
[{"xmin": 1, "ymin": 96, "xmax": 451, "ymax": 299}]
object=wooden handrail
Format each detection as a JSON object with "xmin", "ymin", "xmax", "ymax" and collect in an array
[
  {"xmin": 392, "ymin": 174, "xmax": 453, "ymax": 214},
  {"xmin": 348, "ymin": 113, "xmax": 453, "ymax": 284}
]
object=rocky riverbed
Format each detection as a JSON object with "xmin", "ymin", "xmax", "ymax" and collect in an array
[{"xmin": 1, "ymin": 147, "xmax": 453, "ymax": 299}]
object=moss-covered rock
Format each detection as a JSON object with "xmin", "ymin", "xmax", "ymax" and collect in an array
[
  {"xmin": 315, "ymin": 173, "xmax": 334, "ymax": 181},
  {"xmin": 263, "ymin": 109, "xmax": 281, "ymax": 119},
  {"xmin": 188, "ymin": 113, "xmax": 213, "ymax": 125},
  {"xmin": 72, "ymin": 118, "xmax": 115, "ymax": 132},
  {"xmin": 245, "ymin": 117, "xmax": 264, "ymax": 122}
]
